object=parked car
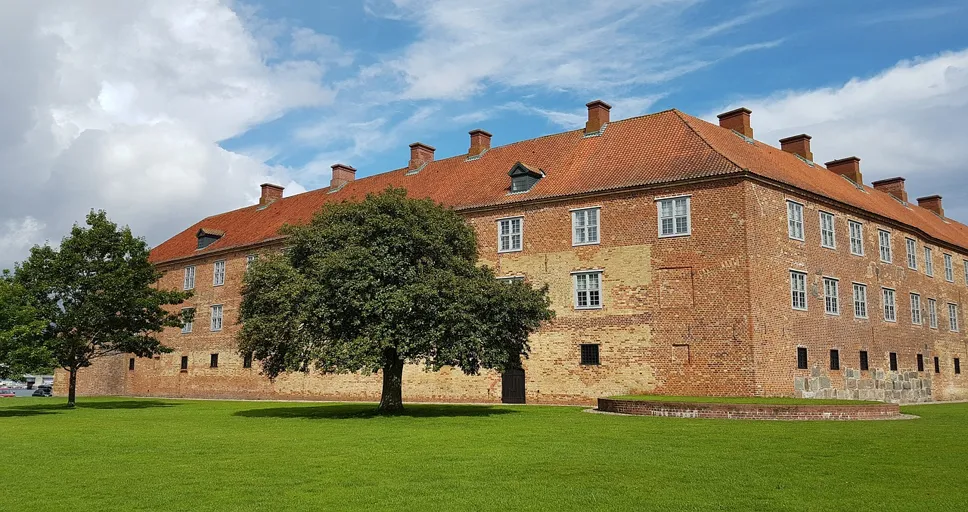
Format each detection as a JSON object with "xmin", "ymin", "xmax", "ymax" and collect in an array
[
  {"xmin": 0, "ymin": 389, "xmax": 17, "ymax": 398},
  {"xmin": 32, "ymin": 386, "xmax": 52, "ymax": 397}
]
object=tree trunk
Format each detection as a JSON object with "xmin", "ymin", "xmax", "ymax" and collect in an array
[
  {"xmin": 67, "ymin": 368, "xmax": 78, "ymax": 408},
  {"xmin": 378, "ymin": 353, "xmax": 405, "ymax": 414}
]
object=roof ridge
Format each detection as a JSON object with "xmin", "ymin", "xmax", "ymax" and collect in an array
[{"xmin": 670, "ymin": 110, "xmax": 746, "ymax": 173}]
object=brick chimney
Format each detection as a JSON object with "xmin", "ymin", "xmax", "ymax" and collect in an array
[
  {"xmin": 409, "ymin": 142, "xmax": 435, "ymax": 170},
  {"xmin": 330, "ymin": 163, "xmax": 356, "ymax": 190},
  {"xmin": 825, "ymin": 157, "xmax": 863, "ymax": 185},
  {"xmin": 871, "ymin": 177, "xmax": 908, "ymax": 202},
  {"xmin": 779, "ymin": 134, "xmax": 813, "ymax": 161},
  {"xmin": 917, "ymin": 195, "xmax": 944, "ymax": 217},
  {"xmin": 717, "ymin": 107, "xmax": 753, "ymax": 138},
  {"xmin": 259, "ymin": 183, "xmax": 284, "ymax": 206},
  {"xmin": 585, "ymin": 100, "xmax": 611, "ymax": 134},
  {"xmin": 468, "ymin": 129, "xmax": 492, "ymax": 156}
]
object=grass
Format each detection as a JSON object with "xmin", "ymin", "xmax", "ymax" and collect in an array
[
  {"xmin": 609, "ymin": 395, "xmax": 882, "ymax": 405},
  {"xmin": 2, "ymin": 397, "xmax": 967, "ymax": 511}
]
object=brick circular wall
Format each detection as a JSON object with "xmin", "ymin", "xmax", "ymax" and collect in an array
[{"xmin": 597, "ymin": 398, "xmax": 901, "ymax": 420}]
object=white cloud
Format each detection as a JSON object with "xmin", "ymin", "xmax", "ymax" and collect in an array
[
  {"xmin": 715, "ymin": 49, "xmax": 968, "ymax": 221},
  {"xmin": 0, "ymin": 218, "xmax": 46, "ymax": 266}
]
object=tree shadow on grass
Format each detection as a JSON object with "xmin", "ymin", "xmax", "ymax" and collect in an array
[
  {"xmin": 234, "ymin": 403, "xmax": 517, "ymax": 420},
  {"xmin": 0, "ymin": 400, "xmax": 179, "ymax": 417}
]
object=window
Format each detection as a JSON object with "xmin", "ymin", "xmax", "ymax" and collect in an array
[
  {"xmin": 878, "ymin": 230, "xmax": 892, "ymax": 263},
  {"xmin": 819, "ymin": 212, "xmax": 836, "ymax": 248},
  {"xmin": 573, "ymin": 271, "xmax": 603, "ymax": 309},
  {"xmin": 934, "ymin": 356, "xmax": 940, "ymax": 374},
  {"xmin": 180, "ymin": 308, "xmax": 193, "ymax": 334},
  {"xmin": 210, "ymin": 353, "xmax": 219, "ymax": 368},
  {"xmin": 183, "ymin": 265, "xmax": 196, "ymax": 290},
  {"xmin": 949, "ymin": 303, "xmax": 960, "ymax": 332},
  {"xmin": 246, "ymin": 254, "xmax": 257, "ymax": 269},
  {"xmin": 823, "ymin": 277, "xmax": 839, "ymax": 315},
  {"xmin": 889, "ymin": 352, "xmax": 898, "ymax": 371},
  {"xmin": 944, "ymin": 254, "xmax": 954, "ymax": 282},
  {"xmin": 906, "ymin": 238, "xmax": 918, "ymax": 270},
  {"xmin": 580, "ymin": 344, "xmax": 600, "ymax": 365},
  {"xmin": 910, "ymin": 293, "xmax": 922, "ymax": 325},
  {"xmin": 955, "ymin": 358, "xmax": 961, "ymax": 375},
  {"xmin": 797, "ymin": 347, "xmax": 808, "ymax": 369},
  {"xmin": 572, "ymin": 208, "xmax": 600, "ymax": 245},
  {"xmin": 658, "ymin": 196, "xmax": 691, "ymax": 237},
  {"xmin": 853, "ymin": 283, "xmax": 868, "ymax": 319},
  {"xmin": 924, "ymin": 247, "xmax": 934, "ymax": 276},
  {"xmin": 243, "ymin": 352, "xmax": 253, "ymax": 369},
  {"xmin": 210, "ymin": 304, "xmax": 223, "ymax": 331},
  {"xmin": 213, "ymin": 260, "xmax": 226, "ymax": 286},
  {"xmin": 497, "ymin": 276, "xmax": 525, "ymax": 284},
  {"xmin": 849, "ymin": 221, "xmax": 864, "ymax": 256},
  {"xmin": 917, "ymin": 354, "xmax": 924, "ymax": 372},
  {"xmin": 180, "ymin": 356, "xmax": 188, "ymax": 371},
  {"xmin": 787, "ymin": 201, "xmax": 804, "ymax": 240},
  {"xmin": 790, "ymin": 271, "xmax": 807, "ymax": 311},
  {"xmin": 928, "ymin": 299, "xmax": 939, "ymax": 329},
  {"xmin": 964, "ymin": 260, "xmax": 968, "ymax": 285},
  {"xmin": 829, "ymin": 349, "xmax": 840, "ymax": 371},
  {"xmin": 497, "ymin": 217, "xmax": 523, "ymax": 253},
  {"xmin": 859, "ymin": 351, "xmax": 869, "ymax": 371},
  {"xmin": 882, "ymin": 288, "xmax": 896, "ymax": 322},
  {"xmin": 129, "ymin": 358, "xmax": 135, "ymax": 371}
]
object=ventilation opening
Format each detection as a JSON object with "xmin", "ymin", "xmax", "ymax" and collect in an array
[
  {"xmin": 580, "ymin": 344, "xmax": 600, "ymax": 366},
  {"xmin": 829, "ymin": 349, "xmax": 840, "ymax": 371},
  {"xmin": 889, "ymin": 352, "xmax": 898, "ymax": 371},
  {"xmin": 797, "ymin": 347, "xmax": 808, "ymax": 369}
]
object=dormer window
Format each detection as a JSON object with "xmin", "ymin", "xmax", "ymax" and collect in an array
[
  {"xmin": 196, "ymin": 228, "xmax": 224, "ymax": 250},
  {"xmin": 508, "ymin": 162, "xmax": 544, "ymax": 194}
]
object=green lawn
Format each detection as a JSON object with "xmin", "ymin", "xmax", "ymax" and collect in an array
[
  {"xmin": 609, "ymin": 395, "xmax": 882, "ymax": 405},
  {"xmin": 2, "ymin": 398, "xmax": 967, "ymax": 511}
]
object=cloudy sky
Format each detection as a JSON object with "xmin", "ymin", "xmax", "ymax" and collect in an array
[{"xmin": 1, "ymin": 0, "xmax": 967, "ymax": 269}]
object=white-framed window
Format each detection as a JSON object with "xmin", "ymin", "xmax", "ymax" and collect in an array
[
  {"xmin": 819, "ymin": 212, "xmax": 836, "ymax": 249},
  {"xmin": 949, "ymin": 303, "xmax": 960, "ymax": 332},
  {"xmin": 790, "ymin": 271, "xmax": 807, "ymax": 311},
  {"xmin": 657, "ymin": 196, "xmax": 691, "ymax": 237},
  {"xmin": 910, "ymin": 293, "xmax": 922, "ymax": 325},
  {"xmin": 183, "ymin": 265, "xmax": 196, "ymax": 290},
  {"xmin": 572, "ymin": 207, "xmax": 600, "ymax": 246},
  {"xmin": 213, "ymin": 260, "xmax": 226, "ymax": 286},
  {"xmin": 246, "ymin": 254, "xmax": 257, "ymax": 270},
  {"xmin": 181, "ymin": 308, "xmax": 193, "ymax": 334},
  {"xmin": 928, "ymin": 298, "xmax": 939, "ymax": 329},
  {"xmin": 573, "ymin": 271, "xmax": 603, "ymax": 309},
  {"xmin": 823, "ymin": 277, "xmax": 839, "ymax": 315},
  {"xmin": 878, "ymin": 230, "xmax": 892, "ymax": 263},
  {"xmin": 210, "ymin": 304, "xmax": 223, "ymax": 332},
  {"xmin": 496, "ymin": 276, "xmax": 525, "ymax": 284},
  {"xmin": 497, "ymin": 217, "xmax": 523, "ymax": 253},
  {"xmin": 906, "ymin": 238, "xmax": 918, "ymax": 270},
  {"xmin": 944, "ymin": 254, "xmax": 954, "ymax": 282},
  {"xmin": 787, "ymin": 201, "xmax": 804, "ymax": 241},
  {"xmin": 849, "ymin": 221, "xmax": 864, "ymax": 256},
  {"xmin": 924, "ymin": 247, "xmax": 934, "ymax": 276},
  {"xmin": 853, "ymin": 283, "xmax": 868, "ymax": 319},
  {"xmin": 882, "ymin": 288, "xmax": 896, "ymax": 322},
  {"xmin": 964, "ymin": 260, "xmax": 968, "ymax": 286}
]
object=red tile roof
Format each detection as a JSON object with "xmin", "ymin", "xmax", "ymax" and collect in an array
[{"xmin": 149, "ymin": 110, "xmax": 968, "ymax": 264}]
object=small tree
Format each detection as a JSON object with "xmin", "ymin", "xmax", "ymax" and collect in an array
[
  {"xmin": 239, "ymin": 188, "xmax": 554, "ymax": 412},
  {"xmin": 15, "ymin": 211, "xmax": 192, "ymax": 406},
  {"xmin": 0, "ymin": 273, "xmax": 51, "ymax": 380}
]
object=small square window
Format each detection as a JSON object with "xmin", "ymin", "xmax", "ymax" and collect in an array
[
  {"xmin": 210, "ymin": 353, "xmax": 219, "ymax": 368},
  {"xmin": 797, "ymin": 347, "xmax": 808, "ymax": 369},
  {"xmin": 956, "ymin": 358, "xmax": 962, "ymax": 375},
  {"xmin": 580, "ymin": 344, "xmax": 600, "ymax": 365},
  {"xmin": 889, "ymin": 352, "xmax": 898, "ymax": 372},
  {"xmin": 497, "ymin": 217, "xmax": 523, "ymax": 253},
  {"xmin": 129, "ymin": 358, "xmax": 135, "ymax": 371},
  {"xmin": 657, "ymin": 197, "xmax": 691, "ymax": 237},
  {"xmin": 180, "ymin": 356, "xmax": 188, "ymax": 371},
  {"xmin": 934, "ymin": 356, "xmax": 941, "ymax": 374},
  {"xmin": 572, "ymin": 208, "xmax": 601, "ymax": 246},
  {"xmin": 917, "ymin": 354, "xmax": 924, "ymax": 372},
  {"xmin": 829, "ymin": 349, "xmax": 840, "ymax": 371},
  {"xmin": 573, "ymin": 271, "xmax": 603, "ymax": 309},
  {"xmin": 859, "ymin": 350, "xmax": 869, "ymax": 371},
  {"xmin": 243, "ymin": 352, "xmax": 253, "ymax": 369}
]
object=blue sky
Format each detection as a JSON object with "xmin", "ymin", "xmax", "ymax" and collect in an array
[{"xmin": 0, "ymin": 0, "xmax": 967, "ymax": 269}]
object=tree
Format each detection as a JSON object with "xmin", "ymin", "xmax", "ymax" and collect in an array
[
  {"xmin": 0, "ymin": 273, "xmax": 51, "ymax": 380},
  {"xmin": 238, "ymin": 188, "xmax": 554, "ymax": 412},
  {"xmin": 15, "ymin": 211, "xmax": 192, "ymax": 406}
]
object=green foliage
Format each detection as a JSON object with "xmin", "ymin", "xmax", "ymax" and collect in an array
[
  {"xmin": 239, "ymin": 188, "xmax": 554, "ymax": 410},
  {"xmin": 14, "ymin": 210, "xmax": 192, "ymax": 404},
  {"xmin": 0, "ymin": 273, "xmax": 51, "ymax": 379}
]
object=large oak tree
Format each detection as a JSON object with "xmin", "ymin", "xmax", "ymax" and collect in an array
[
  {"xmin": 239, "ymin": 188, "xmax": 554, "ymax": 412},
  {"xmin": 15, "ymin": 211, "xmax": 192, "ymax": 406}
]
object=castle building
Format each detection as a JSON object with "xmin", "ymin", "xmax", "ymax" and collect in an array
[{"xmin": 59, "ymin": 102, "xmax": 968, "ymax": 404}]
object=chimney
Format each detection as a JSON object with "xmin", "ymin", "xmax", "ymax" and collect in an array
[
  {"xmin": 717, "ymin": 107, "xmax": 753, "ymax": 138},
  {"xmin": 871, "ymin": 177, "xmax": 908, "ymax": 202},
  {"xmin": 468, "ymin": 129, "xmax": 492, "ymax": 156},
  {"xmin": 825, "ymin": 157, "xmax": 864, "ymax": 185},
  {"xmin": 917, "ymin": 195, "xmax": 944, "ymax": 217},
  {"xmin": 585, "ymin": 100, "xmax": 611, "ymax": 134},
  {"xmin": 779, "ymin": 134, "xmax": 813, "ymax": 161},
  {"xmin": 409, "ymin": 142, "xmax": 435, "ymax": 170},
  {"xmin": 330, "ymin": 163, "xmax": 356, "ymax": 190},
  {"xmin": 259, "ymin": 183, "xmax": 284, "ymax": 206}
]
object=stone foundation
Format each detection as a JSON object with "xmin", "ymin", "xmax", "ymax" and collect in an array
[
  {"xmin": 794, "ymin": 367, "xmax": 932, "ymax": 403},
  {"xmin": 597, "ymin": 398, "xmax": 901, "ymax": 420}
]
